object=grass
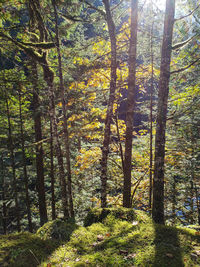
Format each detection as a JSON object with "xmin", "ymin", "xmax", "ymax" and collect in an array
[{"xmin": 1, "ymin": 208, "xmax": 200, "ymax": 266}]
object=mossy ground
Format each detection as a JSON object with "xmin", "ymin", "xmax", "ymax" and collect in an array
[{"xmin": 1, "ymin": 208, "xmax": 200, "ymax": 266}]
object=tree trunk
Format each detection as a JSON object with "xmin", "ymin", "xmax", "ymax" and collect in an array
[
  {"xmin": 123, "ymin": 0, "xmax": 138, "ymax": 208},
  {"xmin": 152, "ymin": 0, "xmax": 175, "ymax": 224},
  {"xmin": 100, "ymin": 0, "xmax": 117, "ymax": 208},
  {"xmin": 0, "ymin": 156, "xmax": 7, "ymax": 234},
  {"xmin": 29, "ymin": 0, "xmax": 69, "ymax": 218},
  {"xmin": 149, "ymin": 18, "xmax": 154, "ymax": 213},
  {"xmin": 50, "ymin": 118, "xmax": 56, "ymax": 220},
  {"xmin": 5, "ymin": 93, "xmax": 21, "ymax": 232},
  {"xmin": 18, "ymin": 89, "xmax": 33, "ymax": 232},
  {"xmin": 43, "ymin": 61, "xmax": 69, "ymax": 219},
  {"xmin": 52, "ymin": 0, "xmax": 74, "ymax": 217},
  {"xmin": 31, "ymin": 61, "xmax": 48, "ymax": 226}
]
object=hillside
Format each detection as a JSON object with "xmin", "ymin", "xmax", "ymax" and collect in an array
[{"xmin": 0, "ymin": 208, "xmax": 200, "ymax": 267}]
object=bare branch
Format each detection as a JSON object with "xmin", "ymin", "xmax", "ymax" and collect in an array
[
  {"xmin": 172, "ymin": 35, "xmax": 196, "ymax": 50},
  {"xmin": 170, "ymin": 58, "xmax": 200, "ymax": 75},
  {"xmin": 174, "ymin": 3, "xmax": 200, "ymax": 21},
  {"xmin": 81, "ymin": 0, "xmax": 106, "ymax": 17}
]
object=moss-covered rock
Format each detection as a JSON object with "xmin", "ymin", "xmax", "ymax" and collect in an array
[
  {"xmin": 37, "ymin": 218, "xmax": 78, "ymax": 241},
  {"xmin": 84, "ymin": 207, "xmax": 150, "ymax": 227}
]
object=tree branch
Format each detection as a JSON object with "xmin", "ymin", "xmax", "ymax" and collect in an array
[
  {"xmin": 81, "ymin": 0, "xmax": 106, "ymax": 17},
  {"xmin": 172, "ymin": 35, "xmax": 196, "ymax": 50},
  {"xmin": 174, "ymin": 4, "xmax": 200, "ymax": 21},
  {"xmin": 170, "ymin": 58, "xmax": 200, "ymax": 75}
]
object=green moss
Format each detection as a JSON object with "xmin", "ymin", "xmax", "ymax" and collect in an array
[
  {"xmin": 84, "ymin": 207, "xmax": 150, "ymax": 226},
  {"xmin": 2, "ymin": 209, "xmax": 200, "ymax": 267},
  {"xmin": 41, "ymin": 209, "xmax": 200, "ymax": 266},
  {"xmin": 37, "ymin": 218, "xmax": 78, "ymax": 242},
  {"xmin": 0, "ymin": 232, "xmax": 57, "ymax": 267}
]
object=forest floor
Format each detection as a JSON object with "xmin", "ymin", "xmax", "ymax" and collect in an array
[{"xmin": 0, "ymin": 208, "xmax": 200, "ymax": 267}]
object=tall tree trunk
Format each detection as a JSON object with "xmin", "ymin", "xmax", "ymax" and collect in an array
[
  {"xmin": 123, "ymin": 0, "xmax": 138, "ymax": 208},
  {"xmin": 0, "ymin": 156, "xmax": 7, "ymax": 234},
  {"xmin": 152, "ymin": 0, "xmax": 175, "ymax": 224},
  {"xmin": 28, "ymin": 0, "xmax": 48, "ymax": 226},
  {"xmin": 5, "ymin": 93, "xmax": 21, "ymax": 232},
  {"xmin": 18, "ymin": 89, "xmax": 33, "ymax": 232},
  {"xmin": 43, "ymin": 61, "xmax": 69, "ymax": 218},
  {"xmin": 100, "ymin": 0, "xmax": 117, "ymax": 207},
  {"xmin": 52, "ymin": 0, "xmax": 74, "ymax": 217},
  {"xmin": 29, "ymin": 0, "xmax": 69, "ymax": 218},
  {"xmin": 31, "ymin": 61, "xmax": 48, "ymax": 226},
  {"xmin": 50, "ymin": 118, "xmax": 56, "ymax": 220},
  {"xmin": 149, "ymin": 18, "xmax": 154, "ymax": 212}
]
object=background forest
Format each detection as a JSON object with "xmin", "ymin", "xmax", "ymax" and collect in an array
[{"xmin": 0, "ymin": 0, "xmax": 200, "ymax": 235}]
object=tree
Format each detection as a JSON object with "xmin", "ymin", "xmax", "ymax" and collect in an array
[
  {"xmin": 152, "ymin": 0, "xmax": 175, "ymax": 224},
  {"xmin": 100, "ymin": 0, "xmax": 117, "ymax": 208},
  {"xmin": 123, "ymin": 0, "xmax": 138, "ymax": 208}
]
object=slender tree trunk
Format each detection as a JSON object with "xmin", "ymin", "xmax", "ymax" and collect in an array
[
  {"xmin": 149, "ymin": 19, "xmax": 154, "ymax": 212},
  {"xmin": 18, "ymin": 89, "xmax": 33, "ymax": 232},
  {"xmin": 50, "ymin": 118, "xmax": 56, "ymax": 220},
  {"xmin": 0, "ymin": 156, "xmax": 7, "ymax": 234},
  {"xmin": 5, "ymin": 94, "xmax": 21, "ymax": 232},
  {"xmin": 171, "ymin": 176, "xmax": 176, "ymax": 225},
  {"xmin": 123, "ymin": 0, "xmax": 138, "ymax": 208},
  {"xmin": 43, "ymin": 62, "xmax": 69, "ymax": 219},
  {"xmin": 100, "ymin": 0, "xmax": 117, "ymax": 207},
  {"xmin": 152, "ymin": 0, "xmax": 175, "ymax": 224},
  {"xmin": 194, "ymin": 184, "xmax": 200, "ymax": 225},
  {"xmin": 52, "ymin": 0, "xmax": 74, "ymax": 217},
  {"xmin": 31, "ymin": 62, "xmax": 48, "ymax": 226}
]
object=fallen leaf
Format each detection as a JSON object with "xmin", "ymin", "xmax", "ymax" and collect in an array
[
  {"xmin": 106, "ymin": 233, "xmax": 111, "ymax": 237},
  {"xmin": 97, "ymin": 234, "xmax": 104, "ymax": 241},
  {"xmin": 166, "ymin": 253, "xmax": 173, "ymax": 258},
  {"xmin": 92, "ymin": 242, "xmax": 98, "ymax": 247},
  {"xmin": 119, "ymin": 249, "xmax": 128, "ymax": 255}
]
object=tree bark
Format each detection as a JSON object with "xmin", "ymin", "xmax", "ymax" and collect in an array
[
  {"xmin": 43, "ymin": 61, "xmax": 70, "ymax": 219},
  {"xmin": 123, "ymin": 0, "xmax": 138, "ymax": 208},
  {"xmin": 31, "ymin": 61, "xmax": 48, "ymax": 226},
  {"xmin": 29, "ymin": 0, "xmax": 69, "ymax": 218},
  {"xmin": 0, "ymin": 156, "xmax": 7, "ymax": 234},
  {"xmin": 5, "ymin": 93, "xmax": 21, "ymax": 232},
  {"xmin": 152, "ymin": 0, "xmax": 175, "ymax": 224},
  {"xmin": 18, "ymin": 89, "xmax": 33, "ymax": 232},
  {"xmin": 52, "ymin": 0, "xmax": 74, "ymax": 218},
  {"xmin": 50, "ymin": 118, "xmax": 56, "ymax": 220},
  {"xmin": 100, "ymin": 0, "xmax": 117, "ymax": 207},
  {"xmin": 149, "ymin": 18, "xmax": 154, "ymax": 213}
]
